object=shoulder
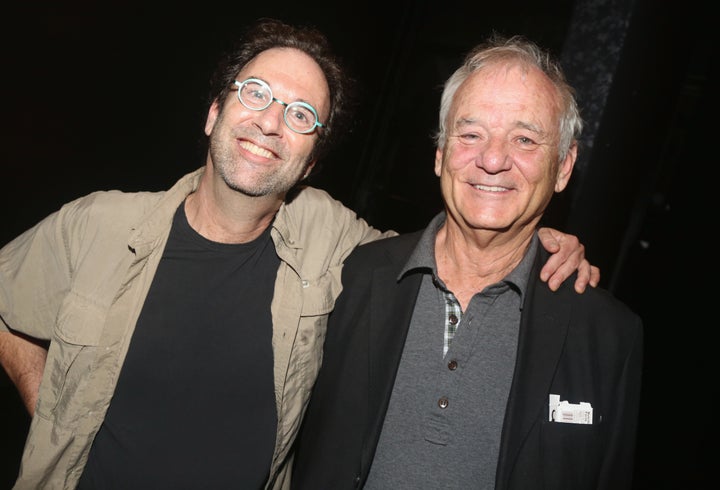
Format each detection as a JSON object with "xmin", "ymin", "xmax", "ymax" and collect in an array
[
  {"xmin": 59, "ymin": 168, "xmax": 200, "ymax": 227},
  {"xmin": 42, "ymin": 188, "xmax": 177, "ymax": 260},
  {"xmin": 280, "ymin": 186, "xmax": 361, "ymax": 238},
  {"xmin": 278, "ymin": 186, "xmax": 394, "ymax": 256},
  {"xmin": 546, "ymin": 282, "xmax": 643, "ymax": 354},
  {"xmin": 283, "ymin": 186, "xmax": 391, "ymax": 235},
  {"xmin": 344, "ymin": 231, "xmax": 423, "ymax": 270},
  {"xmin": 284, "ymin": 185, "xmax": 349, "ymax": 218},
  {"xmin": 531, "ymin": 248, "xmax": 642, "ymax": 336},
  {"xmin": 559, "ymin": 279, "xmax": 639, "ymax": 321},
  {"xmin": 59, "ymin": 189, "xmax": 165, "ymax": 229}
]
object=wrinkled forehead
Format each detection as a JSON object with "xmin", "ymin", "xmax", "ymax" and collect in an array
[
  {"xmin": 464, "ymin": 60, "xmax": 557, "ymax": 98},
  {"xmin": 451, "ymin": 61, "xmax": 562, "ymax": 125}
]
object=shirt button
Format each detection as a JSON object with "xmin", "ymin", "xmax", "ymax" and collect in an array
[
  {"xmin": 449, "ymin": 314, "xmax": 458, "ymax": 325},
  {"xmin": 447, "ymin": 360, "xmax": 458, "ymax": 370},
  {"xmin": 301, "ymin": 280, "xmax": 309, "ymax": 288},
  {"xmin": 438, "ymin": 397, "xmax": 449, "ymax": 409}
]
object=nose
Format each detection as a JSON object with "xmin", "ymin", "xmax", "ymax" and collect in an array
[
  {"xmin": 477, "ymin": 137, "xmax": 512, "ymax": 173},
  {"xmin": 254, "ymin": 100, "xmax": 285, "ymax": 135}
]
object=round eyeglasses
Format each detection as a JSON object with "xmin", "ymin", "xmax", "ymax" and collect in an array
[{"xmin": 232, "ymin": 78, "xmax": 325, "ymax": 134}]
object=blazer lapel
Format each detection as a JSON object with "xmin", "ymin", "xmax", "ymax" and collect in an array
[
  {"xmin": 362, "ymin": 262, "xmax": 423, "ymax": 470},
  {"xmin": 496, "ymin": 252, "xmax": 573, "ymax": 488}
]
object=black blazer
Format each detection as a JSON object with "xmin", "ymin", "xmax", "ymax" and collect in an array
[{"xmin": 292, "ymin": 231, "xmax": 643, "ymax": 490}]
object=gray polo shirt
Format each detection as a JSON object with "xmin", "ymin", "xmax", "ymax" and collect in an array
[{"xmin": 364, "ymin": 212, "xmax": 537, "ymax": 490}]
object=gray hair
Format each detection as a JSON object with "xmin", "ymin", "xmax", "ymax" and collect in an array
[{"xmin": 434, "ymin": 34, "xmax": 583, "ymax": 164}]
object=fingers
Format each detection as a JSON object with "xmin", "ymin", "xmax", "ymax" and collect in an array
[
  {"xmin": 572, "ymin": 258, "xmax": 593, "ymax": 294},
  {"xmin": 537, "ymin": 227, "xmax": 601, "ymax": 293},
  {"xmin": 589, "ymin": 265, "xmax": 600, "ymax": 288},
  {"xmin": 538, "ymin": 229, "xmax": 583, "ymax": 291},
  {"xmin": 537, "ymin": 227, "xmax": 560, "ymax": 253},
  {"xmin": 540, "ymin": 249, "xmax": 581, "ymax": 291},
  {"xmin": 543, "ymin": 256, "xmax": 600, "ymax": 293}
]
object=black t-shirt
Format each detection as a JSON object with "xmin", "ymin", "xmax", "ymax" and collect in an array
[{"xmin": 79, "ymin": 203, "xmax": 279, "ymax": 489}]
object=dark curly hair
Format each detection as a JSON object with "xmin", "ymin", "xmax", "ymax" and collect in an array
[{"xmin": 208, "ymin": 18, "xmax": 353, "ymax": 165}]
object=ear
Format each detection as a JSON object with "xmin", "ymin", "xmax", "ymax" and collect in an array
[
  {"xmin": 554, "ymin": 142, "xmax": 577, "ymax": 193},
  {"xmin": 434, "ymin": 147, "xmax": 444, "ymax": 177},
  {"xmin": 205, "ymin": 99, "xmax": 220, "ymax": 136},
  {"xmin": 302, "ymin": 159, "xmax": 317, "ymax": 180}
]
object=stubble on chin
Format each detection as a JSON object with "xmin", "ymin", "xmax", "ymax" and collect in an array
[
  {"xmin": 210, "ymin": 144, "xmax": 308, "ymax": 198},
  {"xmin": 208, "ymin": 122, "xmax": 310, "ymax": 198}
]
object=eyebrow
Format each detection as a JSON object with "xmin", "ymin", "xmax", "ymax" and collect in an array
[
  {"xmin": 515, "ymin": 120, "xmax": 547, "ymax": 138},
  {"xmin": 455, "ymin": 118, "xmax": 548, "ymax": 138},
  {"xmin": 245, "ymin": 75, "xmax": 316, "ymax": 106}
]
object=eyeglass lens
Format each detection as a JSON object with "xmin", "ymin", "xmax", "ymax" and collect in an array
[{"xmin": 237, "ymin": 79, "xmax": 319, "ymax": 133}]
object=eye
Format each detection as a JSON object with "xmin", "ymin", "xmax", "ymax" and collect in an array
[
  {"xmin": 249, "ymin": 88, "xmax": 267, "ymax": 101},
  {"xmin": 290, "ymin": 108, "xmax": 309, "ymax": 123},
  {"xmin": 285, "ymin": 104, "xmax": 318, "ymax": 132},
  {"xmin": 242, "ymin": 82, "xmax": 270, "ymax": 104},
  {"xmin": 515, "ymin": 135, "xmax": 538, "ymax": 147},
  {"xmin": 457, "ymin": 132, "xmax": 481, "ymax": 143}
]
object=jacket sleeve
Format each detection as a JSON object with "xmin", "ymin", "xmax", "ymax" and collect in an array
[
  {"xmin": 0, "ymin": 205, "xmax": 72, "ymax": 340},
  {"xmin": 597, "ymin": 313, "xmax": 643, "ymax": 490}
]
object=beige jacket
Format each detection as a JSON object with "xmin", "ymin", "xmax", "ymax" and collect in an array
[{"xmin": 0, "ymin": 168, "xmax": 392, "ymax": 489}]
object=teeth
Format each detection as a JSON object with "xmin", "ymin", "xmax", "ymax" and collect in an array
[
  {"xmin": 239, "ymin": 141, "xmax": 274, "ymax": 159},
  {"xmin": 474, "ymin": 185, "xmax": 506, "ymax": 192}
]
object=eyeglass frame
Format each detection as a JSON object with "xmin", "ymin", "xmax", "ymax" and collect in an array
[{"xmin": 232, "ymin": 78, "xmax": 326, "ymax": 134}]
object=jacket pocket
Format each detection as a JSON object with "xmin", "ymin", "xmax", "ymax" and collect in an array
[
  {"xmin": 539, "ymin": 417, "xmax": 603, "ymax": 486},
  {"xmin": 299, "ymin": 265, "xmax": 342, "ymax": 318},
  {"xmin": 37, "ymin": 295, "xmax": 106, "ymax": 428},
  {"xmin": 295, "ymin": 268, "xmax": 340, "ymax": 389}
]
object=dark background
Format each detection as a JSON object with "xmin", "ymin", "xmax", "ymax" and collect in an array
[{"xmin": 1, "ymin": 0, "xmax": 710, "ymax": 488}]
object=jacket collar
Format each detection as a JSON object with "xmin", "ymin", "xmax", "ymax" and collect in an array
[{"xmin": 127, "ymin": 168, "xmax": 204, "ymax": 258}]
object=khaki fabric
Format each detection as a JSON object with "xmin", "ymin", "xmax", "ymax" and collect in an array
[{"xmin": 0, "ymin": 168, "xmax": 392, "ymax": 489}]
